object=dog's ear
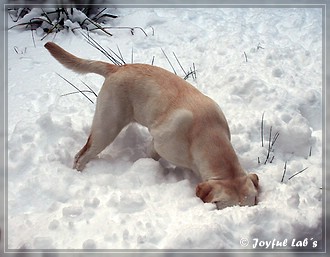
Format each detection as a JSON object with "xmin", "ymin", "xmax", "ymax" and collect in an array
[
  {"xmin": 248, "ymin": 173, "xmax": 259, "ymax": 189},
  {"xmin": 196, "ymin": 182, "xmax": 213, "ymax": 203}
]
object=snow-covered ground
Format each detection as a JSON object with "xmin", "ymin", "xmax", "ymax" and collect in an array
[{"xmin": 6, "ymin": 7, "xmax": 323, "ymax": 251}]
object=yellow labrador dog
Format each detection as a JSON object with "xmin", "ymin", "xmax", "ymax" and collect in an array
[{"xmin": 45, "ymin": 42, "xmax": 259, "ymax": 210}]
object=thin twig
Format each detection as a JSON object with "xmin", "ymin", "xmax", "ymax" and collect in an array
[
  {"xmin": 56, "ymin": 73, "xmax": 94, "ymax": 104},
  {"xmin": 92, "ymin": 8, "xmax": 107, "ymax": 21},
  {"xmin": 244, "ymin": 51, "xmax": 248, "ymax": 62},
  {"xmin": 89, "ymin": 26, "xmax": 148, "ymax": 36},
  {"xmin": 257, "ymin": 43, "xmax": 264, "ymax": 50},
  {"xmin": 116, "ymin": 26, "xmax": 146, "ymax": 36},
  {"xmin": 261, "ymin": 112, "xmax": 265, "ymax": 147},
  {"xmin": 94, "ymin": 13, "xmax": 118, "ymax": 22},
  {"xmin": 8, "ymin": 8, "xmax": 30, "ymax": 22},
  {"xmin": 150, "ymin": 26, "xmax": 155, "ymax": 36},
  {"xmin": 86, "ymin": 17, "xmax": 113, "ymax": 37},
  {"xmin": 116, "ymin": 45, "xmax": 125, "ymax": 64},
  {"xmin": 80, "ymin": 80, "xmax": 98, "ymax": 97},
  {"xmin": 264, "ymin": 126, "xmax": 272, "ymax": 164},
  {"xmin": 189, "ymin": 67, "xmax": 194, "ymax": 79},
  {"xmin": 61, "ymin": 90, "xmax": 96, "ymax": 97},
  {"xmin": 161, "ymin": 48, "xmax": 176, "ymax": 75},
  {"xmin": 263, "ymin": 124, "xmax": 279, "ymax": 164},
  {"xmin": 8, "ymin": 18, "xmax": 51, "ymax": 30},
  {"xmin": 173, "ymin": 52, "xmax": 187, "ymax": 77},
  {"xmin": 281, "ymin": 161, "xmax": 287, "ymax": 183},
  {"xmin": 81, "ymin": 32, "xmax": 122, "ymax": 65},
  {"xmin": 272, "ymin": 131, "xmax": 280, "ymax": 147},
  {"xmin": 107, "ymin": 47, "xmax": 126, "ymax": 65},
  {"xmin": 40, "ymin": 18, "xmax": 63, "ymax": 41},
  {"xmin": 184, "ymin": 70, "xmax": 196, "ymax": 80},
  {"xmin": 41, "ymin": 8, "xmax": 52, "ymax": 23},
  {"xmin": 288, "ymin": 167, "xmax": 309, "ymax": 180},
  {"xmin": 31, "ymin": 29, "xmax": 36, "ymax": 48},
  {"xmin": 193, "ymin": 63, "xmax": 196, "ymax": 79}
]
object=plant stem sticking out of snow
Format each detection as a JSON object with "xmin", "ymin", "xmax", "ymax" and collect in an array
[
  {"xmin": 261, "ymin": 111, "xmax": 265, "ymax": 147},
  {"xmin": 161, "ymin": 48, "xmax": 177, "ymax": 75},
  {"xmin": 173, "ymin": 52, "xmax": 187, "ymax": 77},
  {"xmin": 263, "ymin": 126, "xmax": 280, "ymax": 165},
  {"xmin": 244, "ymin": 51, "xmax": 248, "ymax": 62},
  {"xmin": 281, "ymin": 161, "xmax": 287, "ymax": 183},
  {"xmin": 56, "ymin": 73, "xmax": 96, "ymax": 104},
  {"xmin": 288, "ymin": 167, "xmax": 309, "ymax": 181},
  {"xmin": 259, "ymin": 112, "xmax": 280, "ymax": 165},
  {"xmin": 281, "ymin": 162, "xmax": 309, "ymax": 182},
  {"xmin": 81, "ymin": 32, "xmax": 124, "ymax": 65},
  {"xmin": 257, "ymin": 43, "xmax": 265, "ymax": 50}
]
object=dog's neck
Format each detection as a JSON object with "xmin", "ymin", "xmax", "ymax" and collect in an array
[
  {"xmin": 199, "ymin": 161, "xmax": 246, "ymax": 182},
  {"xmin": 192, "ymin": 133, "xmax": 246, "ymax": 182}
]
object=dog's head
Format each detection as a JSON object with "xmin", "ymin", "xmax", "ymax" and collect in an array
[{"xmin": 196, "ymin": 173, "xmax": 259, "ymax": 210}]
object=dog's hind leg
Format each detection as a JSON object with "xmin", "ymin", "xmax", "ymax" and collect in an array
[
  {"xmin": 73, "ymin": 125, "xmax": 122, "ymax": 171},
  {"xmin": 73, "ymin": 81, "xmax": 132, "ymax": 171}
]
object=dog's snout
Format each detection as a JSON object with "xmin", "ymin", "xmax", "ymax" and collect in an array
[
  {"xmin": 215, "ymin": 196, "xmax": 257, "ymax": 210},
  {"xmin": 214, "ymin": 201, "xmax": 232, "ymax": 210}
]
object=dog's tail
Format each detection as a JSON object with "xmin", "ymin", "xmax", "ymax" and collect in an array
[{"xmin": 44, "ymin": 42, "xmax": 119, "ymax": 77}]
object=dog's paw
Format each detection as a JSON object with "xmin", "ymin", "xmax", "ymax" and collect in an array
[
  {"xmin": 73, "ymin": 154, "xmax": 85, "ymax": 171},
  {"xmin": 73, "ymin": 160, "xmax": 85, "ymax": 171}
]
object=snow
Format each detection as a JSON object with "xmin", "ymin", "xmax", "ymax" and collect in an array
[{"xmin": 6, "ymin": 8, "xmax": 323, "ymax": 251}]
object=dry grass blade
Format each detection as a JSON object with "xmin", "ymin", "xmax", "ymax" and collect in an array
[
  {"xmin": 116, "ymin": 45, "xmax": 125, "ymax": 64},
  {"xmin": 193, "ymin": 63, "xmax": 196, "ymax": 79},
  {"xmin": 91, "ymin": 26, "xmax": 148, "ymax": 36},
  {"xmin": 86, "ymin": 17, "xmax": 113, "ymax": 37},
  {"xmin": 107, "ymin": 47, "xmax": 126, "ymax": 65},
  {"xmin": 288, "ymin": 167, "xmax": 309, "ymax": 180},
  {"xmin": 261, "ymin": 112, "xmax": 265, "ymax": 147},
  {"xmin": 263, "ymin": 125, "xmax": 280, "ymax": 164},
  {"xmin": 173, "ymin": 52, "xmax": 187, "ymax": 77},
  {"xmin": 184, "ymin": 69, "xmax": 196, "ymax": 80},
  {"xmin": 56, "ymin": 73, "xmax": 94, "ymax": 104},
  {"xmin": 8, "ymin": 8, "xmax": 30, "ymax": 22},
  {"xmin": 244, "ymin": 51, "xmax": 248, "ymax": 62},
  {"xmin": 61, "ymin": 90, "xmax": 95, "ymax": 97},
  {"xmin": 161, "ymin": 48, "xmax": 176, "ymax": 75},
  {"xmin": 80, "ymin": 80, "xmax": 98, "ymax": 97},
  {"xmin": 81, "ymin": 32, "xmax": 123, "ymax": 65},
  {"xmin": 94, "ymin": 13, "xmax": 118, "ymax": 22},
  {"xmin": 264, "ymin": 126, "xmax": 273, "ymax": 164},
  {"xmin": 281, "ymin": 161, "xmax": 287, "ymax": 182}
]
